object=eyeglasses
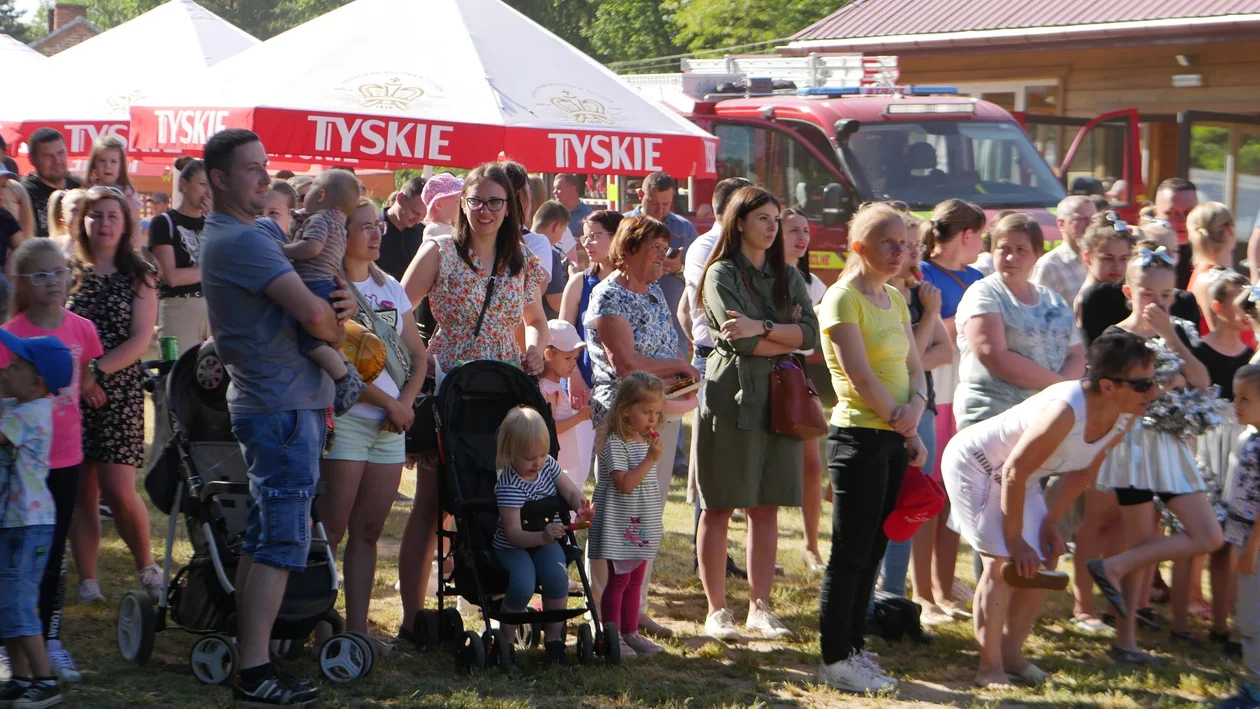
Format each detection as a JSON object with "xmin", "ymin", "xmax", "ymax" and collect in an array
[
  {"xmin": 582, "ymin": 231, "xmax": 613, "ymax": 242},
  {"xmin": 1103, "ymin": 375, "xmax": 1158, "ymax": 393},
  {"xmin": 359, "ymin": 221, "xmax": 385, "ymax": 235},
  {"xmin": 464, "ymin": 197, "xmax": 507, "ymax": 213},
  {"xmin": 905, "ymin": 243, "xmax": 925, "ymax": 254},
  {"xmin": 648, "ymin": 243, "xmax": 670, "ymax": 257},
  {"xmin": 18, "ymin": 268, "xmax": 72, "ymax": 287}
]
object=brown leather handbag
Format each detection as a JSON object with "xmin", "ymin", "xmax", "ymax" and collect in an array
[{"xmin": 770, "ymin": 357, "xmax": 828, "ymax": 440}]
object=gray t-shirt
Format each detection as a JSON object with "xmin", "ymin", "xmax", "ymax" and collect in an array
[
  {"xmin": 954, "ymin": 273, "xmax": 1079, "ymax": 429},
  {"xmin": 201, "ymin": 213, "xmax": 333, "ymax": 414}
]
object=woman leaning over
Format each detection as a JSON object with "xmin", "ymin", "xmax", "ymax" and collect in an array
[
  {"xmin": 816, "ymin": 202, "xmax": 928, "ymax": 694},
  {"xmin": 317, "ymin": 199, "xmax": 427, "ymax": 650},
  {"xmin": 695, "ymin": 186, "xmax": 818, "ymax": 641}
]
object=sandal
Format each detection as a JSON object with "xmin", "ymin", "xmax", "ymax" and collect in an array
[
  {"xmin": 1170, "ymin": 630, "xmax": 1204, "ymax": 648},
  {"xmin": 1008, "ymin": 664, "xmax": 1050, "ymax": 686},
  {"xmin": 1087, "ymin": 559, "xmax": 1128, "ymax": 618},
  {"xmin": 1069, "ymin": 615, "xmax": 1113, "ymax": 636},
  {"xmin": 1000, "ymin": 562, "xmax": 1069, "ymax": 590},
  {"xmin": 1109, "ymin": 647, "xmax": 1167, "ymax": 665}
]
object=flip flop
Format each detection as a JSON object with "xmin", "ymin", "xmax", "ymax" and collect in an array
[
  {"xmin": 1108, "ymin": 647, "xmax": 1167, "ymax": 665},
  {"xmin": 1008, "ymin": 664, "xmax": 1050, "ymax": 686},
  {"xmin": 1087, "ymin": 559, "xmax": 1128, "ymax": 618},
  {"xmin": 1000, "ymin": 562, "xmax": 1069, "ymax": 590},
  {"xmin": 1069, "ymin": 615, "xmax": 1113, "ymax": 636}
]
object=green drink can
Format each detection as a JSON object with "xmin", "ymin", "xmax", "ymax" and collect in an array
[{"xmin": 159, "ymin": 336, "xmax": 180, "ymax": 361}]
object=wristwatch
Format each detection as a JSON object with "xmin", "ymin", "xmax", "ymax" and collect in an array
[
  {"xmin": 762, "ymin": 320, "xmax": 775, "ymax": 335},
  {"xmin": 88, "ymin": 358, "xmax": 103, "ymax": 377},
  {"xmin": 913, "ymin": 388, "xmax": 928, "ymax": 403}
]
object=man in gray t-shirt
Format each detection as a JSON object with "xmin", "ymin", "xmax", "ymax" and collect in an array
[{"xmin": 200, "ymin": 129, "xmax": 352, "ymax": 705}]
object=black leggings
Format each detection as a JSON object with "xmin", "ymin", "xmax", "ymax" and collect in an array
[
  {"xmin": 1114, "ymin": 487, "xmax": 1185, "ymax": 507},
  {"xmin": 819, "ymin": 426, "xmax": 908, "ymax": 664},
  {"xmin": 42, "ymin": 464, "xmax": 80, "ymax": 641}
]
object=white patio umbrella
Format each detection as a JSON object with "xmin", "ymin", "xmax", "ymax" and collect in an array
[
  {"xmin": 128, "ymin": 0, "xmax": 717, "ymax": 176},
  {"xmin": 0, "ymin": 0, "xmax": 257, "ymax": 155},
  {"xmin": 1, "ymin": 33, "xmax": 45, "ymax": 70}
]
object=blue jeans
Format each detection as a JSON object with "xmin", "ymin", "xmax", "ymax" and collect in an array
[
  {"xmin": 297, "ymin": 278, "xmax": 338, "ymax": 355},
  {"xmin": 879, "ymin": 409, "xmax": 936, "ymax": 597},
  {"xmin": 495, "ymin": 542, "xmax": 569, "ymax": 610},
  {"xmin": 231, "ymin": 410, "xmax": 324, "ymax": 572},
  {"xmin": 0, "ymin": 525, "xmax": 54, "ymax": 639}
]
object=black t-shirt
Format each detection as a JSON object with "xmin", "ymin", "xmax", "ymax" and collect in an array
[
  {"xmin": 1176, "ymin": 243, "xmax": 1194, "ymax": 290},
  {"xmin": 542, "ymin": 245, "xmax": 567, "ymax": 320},
  {"xmin": 1078, "ymin": 282, "xmax": 1199, "ymax": 349},
  {"xmin": 0, "ymin": 208, "xmax": 19, "ymax": 271},
  {"xmin": 147, "ymin": 209, "xmax": 205, "ymax": 298},
  {"xmin": 1192, "ymin": 340, "xmax": 1253, "ymax": 400},
  {"xmin": 377, "ymin": 208, "xmax": 424, "ymax": 283},
  {"xmin": 908, "ymin": 285, "xmax": 938, "ymax": 415},
  {"xmin": 21, "ymin": 173, "xmax": 80, "ymax": 237}
]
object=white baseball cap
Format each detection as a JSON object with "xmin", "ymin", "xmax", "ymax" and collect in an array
[{"xmin": 547, "ymin": 320, "xmax": 586, "ymax": 352}]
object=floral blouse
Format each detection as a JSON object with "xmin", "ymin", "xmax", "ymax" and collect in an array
[
  {"xmin": 427, "ymin": 235, "xmax": 547, "ymax": 369},
  {"xmin": 1226, "ymin": 428, "xmax": 1260, "ymax": 547},
  {"xmin": 584, "ymin": 277, "xmax": 678, "ymax": 423}
]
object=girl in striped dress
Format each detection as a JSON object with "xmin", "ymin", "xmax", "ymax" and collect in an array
[{"xmin": 587, "ymin": 372, "xmax": 667, "ymax": 659}]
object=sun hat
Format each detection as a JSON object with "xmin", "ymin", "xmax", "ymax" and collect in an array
[{"xmin": 422, "ymin": 172, "xmax": 464, "ymax": 207}]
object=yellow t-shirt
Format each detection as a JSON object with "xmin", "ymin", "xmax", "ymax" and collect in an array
[{"xmin": 820, "ymin": 282, "xmax": 911, "ymax": 430}]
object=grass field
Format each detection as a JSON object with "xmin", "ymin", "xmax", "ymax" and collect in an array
[{"xmin": 48, "ymin": 403, "xmax": 1247, "ymax": 708}]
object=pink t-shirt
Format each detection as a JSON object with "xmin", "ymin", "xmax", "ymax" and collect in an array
[{"xmin": 0, "ymin": 311, "xmax": 103, "ymax": 469}]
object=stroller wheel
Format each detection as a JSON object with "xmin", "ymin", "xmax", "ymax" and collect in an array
[
  {"xmin": 345, "ymin": 632, "xmax": 378, "ymax": 676},
  {"xmin": 602, "ymin": 622, "xmax": 621, "ymax": 666},
  {"xmin": 438, "ymin": 607, "xmax": 463, "ymax": 648},
  {"xmin": 514, "ymin": 607, "xmax": 542, "ymax": 649},
  {"xmin": 576, "ymin": 623, "xmax": 594, "ymax": 665},
  {"xmin": 117, "ymin": 591, "xmax": 157, "ymax": 666},
  {"xmin": 412, "ymin": 610, "xmax": 440, "ymax": 652},
  {"xmin": 318, "ymin": 633, "xmax": 372, "ymax": 683},
  {"xmin": 482, "ymin": 629, "xmax": 514, "ymax": 672},
  {"xmin": 190, "ymin": 634, "xmax": 239, "ymax": 685},
  {"xmin": 455, "ymin": 630, "xmax": 485, "ymax": 673}
]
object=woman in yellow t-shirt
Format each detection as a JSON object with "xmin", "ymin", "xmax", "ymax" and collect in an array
[{"xmin": 816, "ymin": 202, "xmax": 928, "ymax": 694}]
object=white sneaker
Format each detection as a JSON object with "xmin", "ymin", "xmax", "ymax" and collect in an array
[
  {"xmin": 818, "ymin": 656, "xmax": 897, "ymax": 694},
  {"xmin": 46, "ymin": 640, "xmax": 81, "ymax": 683},
  {"xmin": 704, "ymin": 608, "xmax": 740, "ymax": 641},
  {"xmin": 618, "ymin": 640, "xmax": 638, "ymax": 659},
  {"xmin": 139, "ymin": 564, "xmax": 163, "ymax": 599},
  {"xmin": 0, "ymin": 646, "xmax": 10, "ymax": 680},
  {"xmin": 622, "ymin": 632, "xmax": 664, "ymax": 656},
  {"xmin": 78, "ymin": 579, "xmax": 107, "ymax": 604},
  {"xmin": 853, "ymin": 649, "xmax": 897, "ymax": 685},
  {"xmin": 745, "ymin": 599, "xmax": 792, "ymax": 640}
]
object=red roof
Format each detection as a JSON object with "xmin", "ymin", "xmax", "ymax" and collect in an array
[{"xmin": 794, "ymin": 0, "xmax": 1259, "ymax": 41}]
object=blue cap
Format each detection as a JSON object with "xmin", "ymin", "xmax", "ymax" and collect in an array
[{"xmin": 0, "ymin": 331, "xmax": 73, "ymax": 395}]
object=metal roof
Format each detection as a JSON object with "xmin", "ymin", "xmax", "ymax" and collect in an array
[{"xmin": 794, "ymin": 0, "xmax": 1260, "ymax": 41}]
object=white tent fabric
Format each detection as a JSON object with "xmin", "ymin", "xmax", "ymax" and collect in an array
[
  {"xmin": 0, "ymin": 0, "xmax": 257, "ymax": 155},
  {"xmin": 129, "ymin": 0, "xmax": 716, "ymax": 175},
  {"xmin": 1, "ymin": 34, "xmax": 45, "ymax": 69}
]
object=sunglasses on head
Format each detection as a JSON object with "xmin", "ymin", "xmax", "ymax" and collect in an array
[
  {"xmin": 87, "ymin": 185, "xmax": 125, "ymax": 197},
  {"xmin": 1103, "ymin": 375, "xmax": 1157, "ymax": 393}
]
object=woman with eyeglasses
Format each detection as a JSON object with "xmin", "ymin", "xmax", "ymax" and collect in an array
[
  {"xmin": 561, "ymin": 210, "xmax": 623, "ymax": 389},
  {"xmin": 954, "ymin": 214, "xmax": 1084, "ymax": 431},
  {"xmin": 65, "ymin": 187, "xmax": 161, "ymax": 604},
  {"xmin": 148, "ymin": 158, "xmax": 211, "ymax": 356},
  {"xmin": 396, "ymin": 162, "xmax": 549, "ymax": 644},
  {"xmin": 314, "ymin": 199, "xmax": 427, "ymax": 651},
  {"xmin": 1085, "ymin": 242, "xmax": 1226, "ymax": 664},
  {"xmin": 941, "ymin": 331, "xmax": 1156, "ymax": 687}
]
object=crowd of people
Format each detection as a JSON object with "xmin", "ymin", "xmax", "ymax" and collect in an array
[{"xmin": 0, "ymin": 123, "xmax": 1258, "ymax": 709}]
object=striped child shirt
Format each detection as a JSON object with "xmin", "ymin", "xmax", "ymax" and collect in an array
[
  {"xmin": 587, "ymin": 433, "xmax": 663, "ymax": 561},
  {"xmin": 493, "ymin": 456, "xmax": 563, "ymax": 549}
]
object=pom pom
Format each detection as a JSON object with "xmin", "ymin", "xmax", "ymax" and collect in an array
[{"xmin": 1142, "ymin": 385, "xmax": 1228, "ymax": 438}]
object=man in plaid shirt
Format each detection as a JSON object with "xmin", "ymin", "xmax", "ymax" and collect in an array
[{"xmin": 1031, "ymin": 195, "xmax": 1096, "ymax": 305}]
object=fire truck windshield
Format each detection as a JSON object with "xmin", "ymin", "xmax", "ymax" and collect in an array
[{"xmin": 846, "ymin": 120, "xmax": 1067, "ymax": 209}]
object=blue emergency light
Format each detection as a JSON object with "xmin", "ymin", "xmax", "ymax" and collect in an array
[{"xmin": 796, "ymin": 86, "xmax": 959, "ymax": 98}]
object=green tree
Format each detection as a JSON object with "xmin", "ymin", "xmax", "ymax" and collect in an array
[
  {"xmin": 0, "ymin": 0, "xmax": 38, "ymax": 42},
  {"xmin": 673, "ymin": 0, "xmax": 844, "ymax": 54},
  {"xmin": 584, "ymin": 0, "xmax": 682, "ymax": 68},
  {"xmin": 504, "ymin": 0, "xmax": 598, "ymax": 55}
]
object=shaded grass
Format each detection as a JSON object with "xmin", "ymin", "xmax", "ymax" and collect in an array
[{"xmin": 53, "ymin": 401, "xmax": 1246, "ymax": 707}]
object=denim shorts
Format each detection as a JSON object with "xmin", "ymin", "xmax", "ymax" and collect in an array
[
  {"xmin": 325, "ymin": 413, "xmax": 405, "ymax": 465},
  {"xmin": 0, "ymin": 525, "xmax": 54, "ymax": 638},
  {"xmin": 231, "ymin": 410, "xmax": 324, "ymax": 572}
]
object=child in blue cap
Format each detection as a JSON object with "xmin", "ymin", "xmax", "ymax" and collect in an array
[{"xmin": 0, "ymin": 330, "xmax": 72, "ymax": 708}]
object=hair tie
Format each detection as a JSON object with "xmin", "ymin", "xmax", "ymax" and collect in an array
[
  {"xmin": 1247, "ymin": 285, "xmax": 1260, "ymax": 304},
  {"xmin": 1105, "ymin": 212, "xmax": 1130, "ymax": 236},
  {"xmin": 1135, "ymin": 246, "xmax": 1174, "ymax": 268}
]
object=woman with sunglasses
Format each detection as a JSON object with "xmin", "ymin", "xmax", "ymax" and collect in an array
[
  {"xmin": 941, "ymin": 331, "xmax": 1157, "ymax": 687},
  {"xmin": 65, "ymin": 186, "xmax": 161, "ymax": 604},
  {"xmin": 561, "ymin": 209, "xmax": 623, "ymax": 389},
  {"xmin": 1085, "ymin": 242, "xmax": 1226, "ymax": 664},
  {"xmin": 396, "ymin": 162, "xmax": 549, "ymax": 644}
]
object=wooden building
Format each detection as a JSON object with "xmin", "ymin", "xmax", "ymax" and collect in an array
[{"xmin": 788, "ymin": 0, "xmax": 1260, "ymax": 232}]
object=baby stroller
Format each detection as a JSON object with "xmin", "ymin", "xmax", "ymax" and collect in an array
[
  {"xmin": 126, "ymin": 342, "xmax": 373, "ymax": 685},
  {"xmin": 407, "ymin": 360, "xmax": 618, "ymax": 670}
]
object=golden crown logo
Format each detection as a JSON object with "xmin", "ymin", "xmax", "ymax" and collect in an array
[
  {"xmin": 106, "ymin": 90, "xmax": 144, "ymax": 112},
  {"xmin": 359, "ymin": 77, "xmax": 424, "ymax": 110},
  {"xmin": 550, "ymin": 90, "xmax": 613, "ymax": 125}
]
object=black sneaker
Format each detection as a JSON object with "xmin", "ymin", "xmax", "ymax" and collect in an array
[
  {"xmin": 14, "ymin": 680, "xmax": 61, "ymax": 708},
  {"xmin": 1, "ymin": 678, "xmax": 31, "ymax": 701},
  {"xmin": 232, "ymin": 670, "xmax": 319, "ymax": 706},
  {"xmin": 545, "ymin": 640, "xmax": 566, "ymax": 666},
  {"xmin": 270, "ymin": 661, "xmax": 315, "ymax": 693}
]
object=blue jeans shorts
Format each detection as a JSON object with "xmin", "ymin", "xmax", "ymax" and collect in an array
[
  {"xmin": 495, "ymin": 542, "xmax": 569, "ymax": 610},
  {"xmin": 231, "ymin": 410, "xmax": 324, "ymax": 572},
  {"xmin": 298, "ymin": 278, "xmax": 339, "ymax": 356},
  {"xmin": 0, "ymin": 525, "xmax": 54, "ymax": 638}
]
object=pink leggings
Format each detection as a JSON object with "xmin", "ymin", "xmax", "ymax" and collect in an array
[{"xmin": 600, "ymin": 560, "xmax": 647, "ymax": 635}]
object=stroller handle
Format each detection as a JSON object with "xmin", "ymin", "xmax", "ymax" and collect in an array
[{"xmin": 141, "ymin": 359, "xmax": 176, "ymax": 393}]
